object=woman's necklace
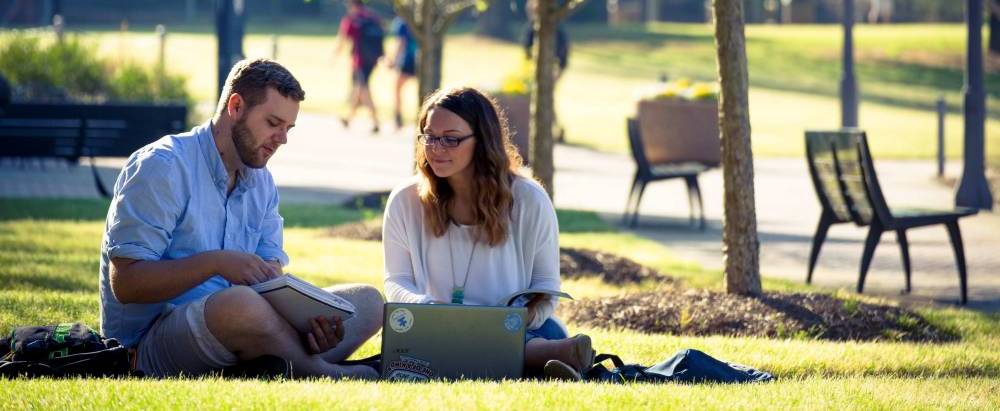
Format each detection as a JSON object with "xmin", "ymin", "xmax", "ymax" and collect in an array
[{"xmin": 447, "ymin": 222, "xmax": 478, "ymax": 304}]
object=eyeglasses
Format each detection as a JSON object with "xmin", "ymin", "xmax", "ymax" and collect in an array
[{"xmin": 417, "ymin": 133, "xmax": 475, "ymax": 148}]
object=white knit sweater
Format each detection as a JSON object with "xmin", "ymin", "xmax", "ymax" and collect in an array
[{"xmin": 382, "ymin": 175, "xmax": 561, "ymax": 329}]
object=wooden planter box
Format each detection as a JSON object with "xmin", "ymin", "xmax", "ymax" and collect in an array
[
  {"xmin": 492, "ymin": 93, "xmax": 531, "ymax": 164},
  {"xmin": 636, "ymin": 99, "xmax": 720, "ymax": 167}
]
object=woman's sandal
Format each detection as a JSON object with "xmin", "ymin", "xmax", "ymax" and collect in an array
[{"xmin": 543, "ymin": 334, "xmax": 594, "ymax": 381}]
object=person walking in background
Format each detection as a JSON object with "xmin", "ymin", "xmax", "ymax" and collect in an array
[
  {"xmin": 990, "ymin": 0, "xmax": 1000, "ymax": 56},
  {"xmin": 867, "ymin": 0, "xmax": 893, "ymax": 24},
  {"xmin": 333, "ymin": 0, "xmax": 384, "ymax": 134},
  {"xmin": 389, "ymin": 16, "xmax": 417, "ymax": 129}
]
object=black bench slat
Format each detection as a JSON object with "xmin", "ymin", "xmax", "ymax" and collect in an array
[{"xmin": 1, "ymin": 101, "xmax": 187, "ymax": 195}]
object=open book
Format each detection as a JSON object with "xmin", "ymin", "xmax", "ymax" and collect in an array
[
  {"xmin": 250, "ymin": 274, "xmax": 356, "ymax": 334},
  {"xmin": 498, "ymin": 288, "xmax": 573, "ymax": 307}
]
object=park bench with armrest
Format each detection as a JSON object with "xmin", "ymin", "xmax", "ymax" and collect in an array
[
  {"xmin": 805, "ymin": 129, "xmax": 977, "ymax": 304},
  {"xmin": 0, "ymin": 102, "xmax": 187, "ymax": 198},
  {"xmin": 623, "ymin": 117, "xmax": 718, "ymax": 229}
]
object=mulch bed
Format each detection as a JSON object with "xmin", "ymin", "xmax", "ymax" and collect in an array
[
  {"xmin": 327, "ymin": 220, "xmax": 383, "ymax": 242},
  {"xmin": 559, "ymin": 247, "xmax": 673, "ymax": 285},
  {"xmin": 327, "ymin": 221, "xmax": 956, "ymax": 343},
  {"xmin": 561, "ymin": 288, "xmax": 959, "ymax": 343}
]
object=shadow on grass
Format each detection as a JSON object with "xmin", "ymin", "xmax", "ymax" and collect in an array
[
  {"xmin": 0, "ymin": 196, "xmax": 370, "ymax": 228},
  {"xmin": 0, "ymin": 272, "xmax": 93, "ymax": 293}
]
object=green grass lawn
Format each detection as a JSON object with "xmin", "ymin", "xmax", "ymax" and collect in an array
[
  {"xmin": 2, "ymin": 22, "xmax": 997, "ymax": 162},
  {"xmin": 1, "ymin": 198, "xmax": 998, "ymax": 409}
]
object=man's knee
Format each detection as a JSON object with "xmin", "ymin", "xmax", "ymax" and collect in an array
[
  {"xmin": 205, "ymin": 286, "xmax": 285, "ymax": 338},
  {"xmin": 336, "ymin": 284, "xmax": 384, "ymax": 337}
]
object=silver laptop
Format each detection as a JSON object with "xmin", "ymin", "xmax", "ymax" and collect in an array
[{"xmin": 381, "ymin": 303, "xmax": 527, "ymax": 381}]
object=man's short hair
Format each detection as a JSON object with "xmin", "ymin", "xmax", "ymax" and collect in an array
[{"xmin": 216, "ymin": 58, "xmax": 305, "ymax": 117}]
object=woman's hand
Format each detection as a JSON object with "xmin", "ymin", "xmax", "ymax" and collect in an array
[{"xmin": 524, "ymin": 294, "xmax": 549, "ymax": 325}]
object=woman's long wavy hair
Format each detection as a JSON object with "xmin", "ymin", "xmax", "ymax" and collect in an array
[{"xmin": 415, "ymin": 87, "xmax": 523, "ymax": 246}]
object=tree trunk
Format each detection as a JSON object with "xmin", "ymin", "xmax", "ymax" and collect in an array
[
  {"xmin": 713, "ymin": 0, "xmax": 761, "ymax": 295},
  {"xmin": 476, "ymin": 0, "xmax": 516, "ymax": 41},
  {"xmin": 531, "ymin": 2, "xmax": 558, "ymax": 199},
  {"xmin": 417, "ymin": 31, "xmax": 444, "ymax": 104},
  {"xmin": 414, "ymin": 0, "xmax": 442, "ymax": 103}
]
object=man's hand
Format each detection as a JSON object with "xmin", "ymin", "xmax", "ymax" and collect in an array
[
  {"xmin": 305, "ymin": 316, "xmax": 345, "ymax": 354},
  {"xmin": 213, "ymin": 250, "xmax": 282, "ymax": 285}
]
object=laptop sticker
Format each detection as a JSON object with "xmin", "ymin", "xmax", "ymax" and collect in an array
[
  {"xmin": 386, "ymin": 355, "xmax": 434, "ymax": 381},
  {"xmin": 504, "ymin": 313, "xmax": 522, "ymax": 332},
  {"xmin": 389, "ymin": 308, "xmax": 414, "ymax": 333}
]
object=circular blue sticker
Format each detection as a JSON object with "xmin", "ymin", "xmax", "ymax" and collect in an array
[{"xmin": 504, "ymin": 313, "xmax": 523, "ymax": 332}]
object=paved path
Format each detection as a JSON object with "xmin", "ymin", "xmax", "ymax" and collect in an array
[{"xmin": 2, "ymin": 112, "xmax": 997, "ymax": 310}]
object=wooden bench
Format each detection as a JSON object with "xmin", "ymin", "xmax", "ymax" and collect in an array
[
  {"xmin": 0, "ymin": 102, "xmax": 187, "ymax": 197},
  {"xmin": 805, "ymin": 129, "xmax": 978, "ymax": 304}
]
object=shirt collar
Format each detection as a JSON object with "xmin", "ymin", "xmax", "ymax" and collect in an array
[{"xmin": 198, "ymin": 121, "xmax": 259, "ymax": 191}]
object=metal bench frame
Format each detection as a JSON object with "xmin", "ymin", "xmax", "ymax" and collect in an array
[{"xmin": 805, "ymin": 129, "xmax": 977, "ymax": 304}]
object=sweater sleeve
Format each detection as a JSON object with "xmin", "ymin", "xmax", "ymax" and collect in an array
[
  {"xmin": 524, "ymin": 181, "xmax": 561, "ymax": 329},
  {"xmin": 382, "ymin": 188, "xmax": 434, "ymax": 304}
]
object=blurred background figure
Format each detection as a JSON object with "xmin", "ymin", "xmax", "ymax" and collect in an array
[
  {"xmin": 389, "ymin": 15, "xmax": 416, "ymax": 129},
  {"xmin": 990, "ymin": 0, "xmax": 1000, "ymax": 55},
  {"xmin": 868, "ymin": 0, "xmax": 894, "ymax": 24},
  {"xmin": 522, "ymin": 0, "xmax": 570, "ymax": 142},
  {"xmin": 333, "ymin": 0, "xmax": 384, "ymax": 134}
]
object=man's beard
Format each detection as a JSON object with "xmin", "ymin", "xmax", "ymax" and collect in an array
[{"xmin": 232, "ymin": 118, "xmax": 267, "ymax": 169}]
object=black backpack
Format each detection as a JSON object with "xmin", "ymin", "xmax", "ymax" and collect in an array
[
  {"xmin": 0, "ymin": 323, "xmax": 138, "ymax": 378},
  {"xmin": 355, "ymin": 13, "xmax": 385, "ymax": 67},
  {"xmin": 584, "ymin": 349, "xmax": 773, "ymax": 384}
]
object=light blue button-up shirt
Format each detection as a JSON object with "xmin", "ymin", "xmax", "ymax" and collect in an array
[{"xmin": 98, "ymin": 121, "xmax": 288, "ymax": 347}]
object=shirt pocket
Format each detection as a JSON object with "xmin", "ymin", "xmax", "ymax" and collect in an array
[{"xmin": 241, "ymin": 225, "xmax": 263, "ymax": 254}]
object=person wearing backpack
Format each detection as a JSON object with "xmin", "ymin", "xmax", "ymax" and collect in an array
[
  {"xmin": 334, "ymin": 0, "xmax": 384, "ymax": 134},
  {"xmin": 99, "ymin": 59, "xmax": 383, "ymax": 379}
]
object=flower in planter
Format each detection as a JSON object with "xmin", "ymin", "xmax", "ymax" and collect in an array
[
  {"xmin": 496, "ymin": 60, "xmax": 534, "ymax": 97},
  {"xmin": 639, "ymin": 78, "xmax": 718, "ymax": 102}
]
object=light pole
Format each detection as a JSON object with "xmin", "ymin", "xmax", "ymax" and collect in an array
[
  {"xmin": 955, "ymin": 0, "xmax": 993, "ymax": 210},
  {"xmin": 841, "ymin": 0, "xmax": 858, "ymax": 128},
  {"xmin": 216, "ymin": 0, "xmax": 245, "ymax": 97}
]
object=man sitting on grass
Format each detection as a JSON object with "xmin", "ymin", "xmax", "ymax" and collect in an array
[{"xmin": 98, "ymin": 58, "xmax": 382, "ymax": 379}]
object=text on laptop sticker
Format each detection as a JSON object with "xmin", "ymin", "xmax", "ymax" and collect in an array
[{"xmin": 386, "ymin": 355, "xmax": 434, "ymax": 381}]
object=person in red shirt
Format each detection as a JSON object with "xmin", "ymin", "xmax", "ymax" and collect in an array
[{"xmin": 333, "ymin": 0, "xmax": 384, "ymax": 134}]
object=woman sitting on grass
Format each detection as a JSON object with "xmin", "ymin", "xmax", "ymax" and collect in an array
[{"xmin": 381, "ymin": 86, "xmax": 592, "ymax": 380}]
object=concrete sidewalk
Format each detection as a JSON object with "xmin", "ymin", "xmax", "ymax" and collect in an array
[{"xmin": 2, "ymin": 112, "xmax": 997, "ymax": 310}]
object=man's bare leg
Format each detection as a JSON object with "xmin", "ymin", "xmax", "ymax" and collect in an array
[
  {"xmin": 344, "ymin": 84, "xmax": 362, "ymax": 126},
  {"xmin": 360, "ymin": 85, "xmax": 378, "ymax": 131},
  {"xmin": 204, "ymin": 285, "xmax": 376, "ymax": 379},
  {"xmin": 393, "ymin": 74, "xmax": 409, "ymax": 128},
  {"xmin": 319, "ymin": 283, "xmax": 384, "ymax": 363}
]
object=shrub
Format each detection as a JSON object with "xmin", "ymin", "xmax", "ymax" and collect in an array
[{"xmin": 0, "ymin": 30, "xmax": 191, "ymax": 110}]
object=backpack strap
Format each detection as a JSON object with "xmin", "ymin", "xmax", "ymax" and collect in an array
[{"xmin": 593, "ymin": 353, "xmax": 626, "ymax": 369}]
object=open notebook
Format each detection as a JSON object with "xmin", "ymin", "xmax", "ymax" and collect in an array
[{"xmin": 250, "ymin": 274, "xmax": 355, "ymax": 334}]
